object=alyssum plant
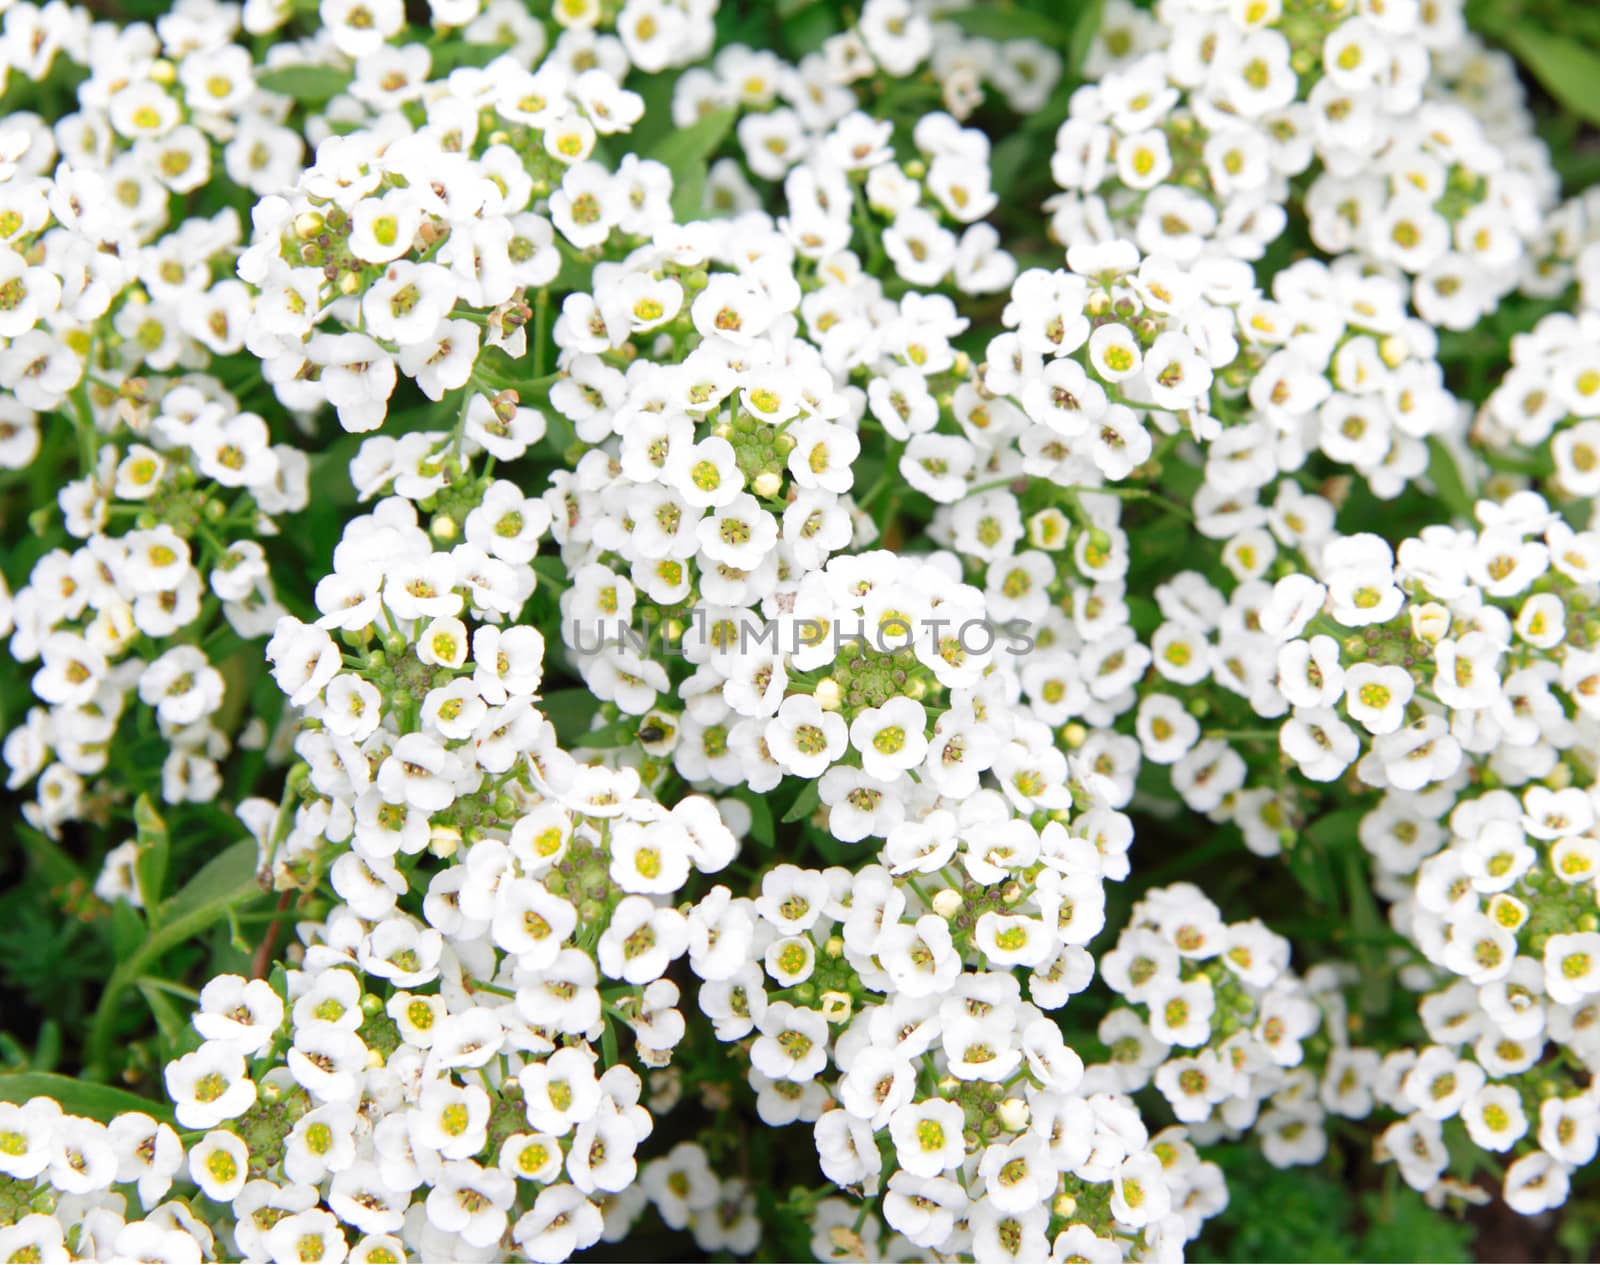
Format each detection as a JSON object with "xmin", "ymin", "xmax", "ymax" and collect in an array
[{"xmin": 0, "ymin": 0, "xmax": 1598, "ymax": 1261}]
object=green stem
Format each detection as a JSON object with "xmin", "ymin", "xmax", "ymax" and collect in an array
[{"xmin": 136, "ymin": 977, "xmax": 200, "ymax": 1002}]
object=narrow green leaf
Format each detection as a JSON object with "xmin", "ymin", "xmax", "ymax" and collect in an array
[
  {"xmin": 531, "ymin": 554, "xmax": 573, "ymax": 594},
  {"xmin": 540, "ymin": 688, "xmax": 602, "ymax": 746},
  {"xmin": 133, "ymin": 793, "xmax": 171, "ymax": 919},
  {"xmin": 1342, "ymin": 846, "xmax": 1393, "ymax": 1017},
  {"xmin": 471, "ymin": 356, "xmax": 558, "ymax": 400},
  {"xmin": 574, "ymin": 718, "xmax": 639, "ymax": 749},
  {"xmin": 649, "ymin": 108, "xmax": 737, "ymax": 221},
  {"xmin": 1285, "ymin": 812, "xmax": 1345, "ymax": 908},
  {"xmin": 30, "ymin": 1021, "xmax": 60, "ymax": 1074},
  {"xmin": 256, "ymin": 64, "xmax": 354, "ymax": 108},
  {"xmin": 1067, "ymin": 0, "xmax": 1105, "ymax": 74},
  {"xmin": 158, "ymin": 837, "xmax": 263, "ymax": 929},
  {"xmin": 1425, "ymin": 438, "xmax": 1475, "ymax": 521},
  {"xmin": 782, "ymin": 779, "xmax": 822, "ymax": 825},
  {"xmin": 744, "ymin": 792, "xmax": 775, "ymax": 848},
  {"xmin": 1502, "ymin": 28, "xmax": 1600, "ymax": 128},
  {"xmin": 601, "ymin": 1014, "xmax": 620, "ymax": 1069},
  {"xmin": 652, "ymin": 106, "xmax": 738, "ymax": 173},
  {"xmin": 431, "ymin": 40, "xmax": 509, "ymax": 74},
  {"xmin": 944, "ymin": 8, "xmax": 1064, "ymax": 44},
  {"xmin": 0, "ymin": 1073, "xmax": 175, "ymax": 1125},
  {"xmin": 17, "ymin": 823, "xmax": 83, "ymax": 887},
  {"xmin": 87, "ymin": 839, "xmax": 265, "ymax": 1078},
  {"xmin": 1303, "ymin": 807, "xmax": 1364, "ymax": 851},
  {"xmin": 138, "ymin": 980, "xmax": 190, "ymax": 1057},
  {"xmin": 111, "ymin": 901, "xmax": 148, "ymax": 960},
  {"xmin": 780, "ymin": 1, "xmax": 839, "ymax": 55}
]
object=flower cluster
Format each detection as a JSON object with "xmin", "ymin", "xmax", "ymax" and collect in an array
[
  {"xmin": 4, "ymin": 0, "xmax": 1600, "ymax": 1261},
  {"xmin": 1049, "ymin": 0, "xmax": 1556, "ymax": 329}
]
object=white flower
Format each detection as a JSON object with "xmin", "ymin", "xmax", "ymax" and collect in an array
[
  {"xmin": 46, "ymin": 1115, "xmax": 116, "ymax": 1194},
  {"xmin": 766, "ymin": 694, "xmax": 848, "ymax": 779},
  {"xmin": 108, "ymin": 1112, "xmax": 183, "ymax": 1209},
  {"xmin": 1280, "ymin": 706, "xmax": 1360, "ymax": 783},
  {"xmin": 0, "ymin": 249, "xmax": 63, "ymax": 337},
  {"xmin": 521, "ymin": 1048, "xmax": 602, "ymax": 1138},
  {"xmin": 1110, "ymin": 1151, "xmax": 1171, "ymax": 1227},
  {"xmin": 1538, "ymin": 1096, "xmax": 1600, "ymax": 1166},
  {"xmin": 492, "ymin": 878, "xmax": 577, "ymax": 968},
  {"xmin": 849, "ymin": 698, "xmax": 928, "ymax": 780},
  {"xmin": 0, "ymin": 1098, "xmax": 60, "ymax": 1180},
  {"xmin": 271, "ymin": 1103, "xmax": 350, "ymax": 1189},
  {"xmin": 1545, "ymin": 933, "xmax": 1600, "ymax": 1006},
  {"xmin": 597, "ymin": 896, "xmax": 688, "ymax": 984},
  {"xmin": 266, "ymin": 617, "xmax": 341, "ymax": 707},
  {"xmin": 512, "ymin": 1185, "xmax": 604, "ymax": 1263},
  {"xmin": 751, "ymin": 1001, "xmax": 829, "ymax": 1082},
  {"xmin": 265, "ymin": 1209, "xmax": 348, "ymax": 1265},
  {"xmin": 1343, "ymin": 663, "xmax": 1413, "ymax": 734},
  {"xmin": 427, "ymin": 1159, "xmax": 515, "ymax": 1247},
  {"xmin": 1503, "ymin": 1150, "xmax": 1570, "ymax": 1215},
  {"xmin": 165, "ymin": 1044, "xmax": 257, "ymax": 1129},
  {"xmin": 193, "ymin": 975, "xmax": 284, "ymax": 1055},
  {"xmin": 884, "ymin": 1097, "xmax": 963, "ymax": 1180},
  {"xmin": 1147, "ymin": 978, "xmax": 1215, "ymax": 1048},
  {"xmin": 189, "ymin": 1129, "xmax": 249, "ymax": 1202}
]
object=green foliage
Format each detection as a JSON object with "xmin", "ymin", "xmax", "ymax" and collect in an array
[
  {"xmin": 1498, "ymin": 28, "xmax": 1600, "ymax": 128},
  {"xmin": 84, "ymin": 838, "xmax": 266, "ymax": 1079},
  {"xmin": 254, "ymin": 64, "xmax": 353, "ymax": 107},
  {"xmin": 1197, "ymin": 1149, "xmax": 1476, "ymax": 1264},
  {"xmin": 657, "ymin": 107, "xmax": 738, "ymax": 219},
  {"xmin": 0, "ymin": 1073, "xmax": 177, "ymax": 1125},
  {"xmin": 1361, "ymin": 1185, "xmax": 1476, "ymax": 1264},
  {"xmin": 1195, "ymin": 1149, "xmax": 1360, "ymax": 1262}
]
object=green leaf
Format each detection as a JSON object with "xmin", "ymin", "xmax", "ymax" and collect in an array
[
  {"xmin": 0, "ymin": 1072, "xmax": 175, "ymax": 1125},
  {"xmin": 471, "ymin": 357, "xmax": 558, "ymax": 401},
  {"xmin": 989, "ymin": 133, "xmax": 1035, "ymax": 199},
  {"xmin": 1296, "ymin": 806, "xmax": 1395, "ymax": 1017},
  {"xmin": 1066, "ymin": 0, "xmax": 1105, "ymax": 74},
  {"xmin": 1194, "ymin": 1145, "xmax": 1357, "ymax": 1263},
  {"xmin": 158, "ymin": 837, "xmax": 263, "ymax": 930},
  {"xmin": 30, "ymin": 1021, "xmax": 60, "ymax": 1074},
  {"xmin": 601, "ymin": 1012, "xmax": 620, "ymax": 1068},
  {"xmin": 648, "ymin": 107, "xmax": 737, "ymax": 221},
  {"xmin": 1341, "ymin": 842, "xmax": 1393, "ymax": 1016},
  {"xmin": 137, "ymin": 980, "xmax": 191, "ymax": 1057},
  {"xmin": 1426, "ymin": 439, "xmax": 1475, "ymax": 521},
  {"xmin": 531, "ymin": 554, "xmax": 573, "ymax": 594},
  {"xmin": 110, "ymin": 901, "xmax": 148, "ymax": 960},
  {"xmin": 782, "ymin": 779, "xmax": 822, "ymax": 825},
  {"xmin": 744, "ymin": 791, "xmax": 775, "ymax": 848},
  {"xmin": 540, "ymin": 689, "xmax": 601, "ymax": 746},
  {"xmin": 944, "ymin": 7, "xmax": 1064, "ymax": 44},
  {"xmin": 256, "ymin": 64, "xmax": 354, "ymax": 108},
  {"xmin": 16, "ymin": 823, "xmax": 83, "ymax": 888},
  {"xmin": 574, "ymin": 718, "xmax": 639, "ymax": 749},
  {"xmin": 1285, "ymin": 811, "xmax": 1351, "ymax": 908},
  {"xmin": 780, "ymin": 0, "xmax": 839, "ymax": 55},
  {"xmin": 1302, "ymin": 807, "xmax": 1364, "ymax": 852},
  {"xmin": 133, "ymin": 793, "xmax": 171, "ymax": 918},
  {"xmin": 1501, "ymin": 28, "xmax": 1600, "ymax": 128},
  {"xmin": 431, "ymin": 40, "xmax": 509, "ymax": 74},
  {"xmin": 86, "ymin": 839, "xmax": 265, "ymax": 1078}
]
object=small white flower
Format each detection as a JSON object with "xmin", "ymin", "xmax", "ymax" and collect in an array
[{"xmin": 189, "ymin": 1128, "xmax": 249, "ymax": 1202}]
